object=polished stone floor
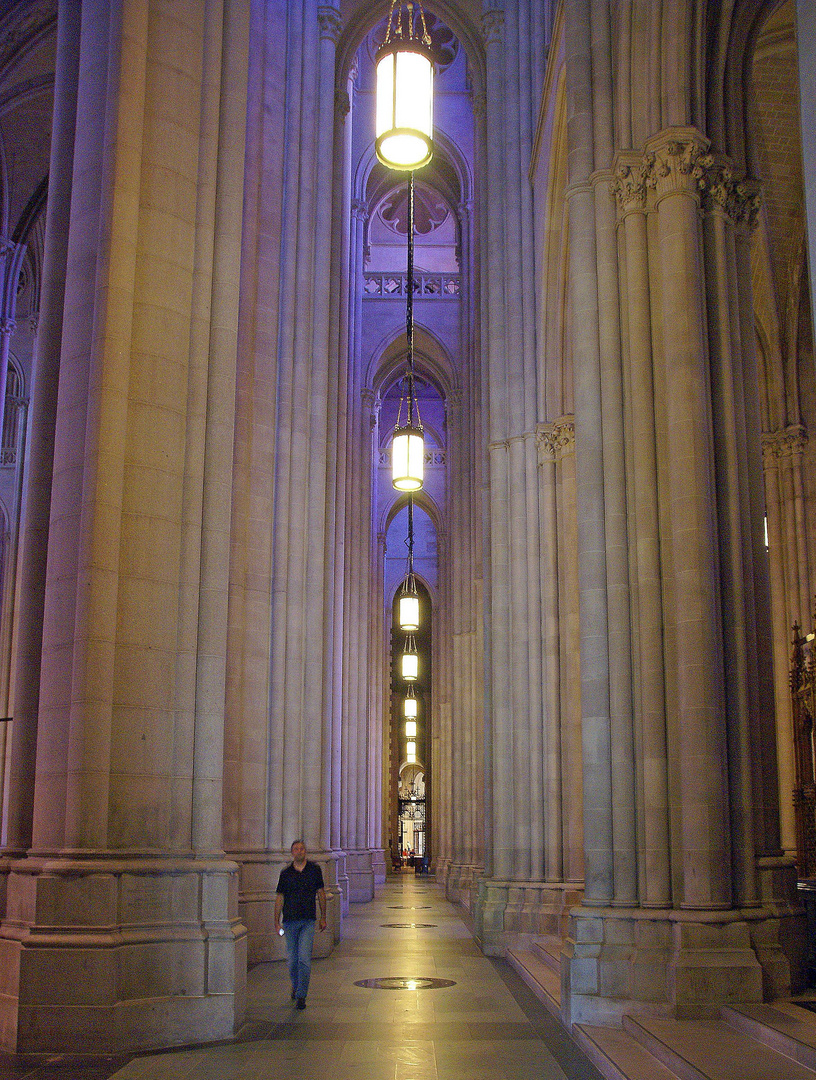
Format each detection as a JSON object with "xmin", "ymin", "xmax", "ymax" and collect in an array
[{"xmin": 1, "ymin": 875, "xmax": 604, "ymax": 1080}]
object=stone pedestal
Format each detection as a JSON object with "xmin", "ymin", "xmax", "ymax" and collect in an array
[
  {"xmin": 562, "ymin": 895, "xmax": 806, "ymax": 1026},
  {"xmin": 0, "ymin": 857, "xmax": 246, "ymax": 1054},
  {"xmin": 371, "ymin": 848, "xmax": 387, "ymax": 886},
  {"xmin": 346, "ymin": 849, "xmax": 375, "ymax": 903},
  {"xmin": 474, "ymin": 879, "xmax": 583, "ymax": 955}
]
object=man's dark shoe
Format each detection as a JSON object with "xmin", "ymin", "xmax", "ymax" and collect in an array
[
  {"xmin": 291, "ymin": 987, "xmax": 296, "ymax": 1000},
  {"xmin": 296, "ymin": 997, "xmax": 306, "ymax": 1010}
]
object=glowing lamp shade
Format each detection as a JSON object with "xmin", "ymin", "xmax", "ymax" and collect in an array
[
  {"xmin": 392, "ymin": 424, "xmax": 424, "ymax": 491},
  {"xmin": 403, "ymin": 693, "xmax": 418, "ymax": 719},
  {"xmin": 398, "ymin": 575, "xmax": 420, "ymax": 631},
  {"xmin": 401, "ymin": 637, "xmax": 418, "ymax": 682},
  {"xmin": 375, "ymin": 42, "xmax": 434, "ymax": 171},
  {"xmin": 407, "ymin": 740, "xmax": 416, "ymax": 757},
  {"xmin": 405, "ymin": 720, "xmax": 417, "ymax": 737},
  {"xmin": 407, "ymin": 749, "xmax": 417, "ymax": 763}
]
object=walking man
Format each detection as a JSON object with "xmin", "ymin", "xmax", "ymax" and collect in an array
[{"xmin": 274, "ymin": 840, "xmax": 327, "ymax": 1009}]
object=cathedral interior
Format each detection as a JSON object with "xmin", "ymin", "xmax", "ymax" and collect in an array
[{"xmin": 1, "ymin": 0, "xmax": 816, "ymax": 1077}]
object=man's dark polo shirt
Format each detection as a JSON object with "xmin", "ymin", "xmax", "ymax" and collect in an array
[{"xmin": 276, "ymin": 860, "xmax": 325, "ymax": 921}]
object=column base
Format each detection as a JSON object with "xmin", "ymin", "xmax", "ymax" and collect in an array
[
  {"xmin": 444, "ymin": 862, "xmax": 484, "ymax": 913},
  {"xmin": 473, "ymin": 878, "xmax": 583, "ymax": 955},
  {"xmin": 0, "ymin": 854, "xmax": 247, "ymax": 1054},
  {"xmin": 371, "ymin": 847, "xmax": 387, "ymax": 886},
  {"xmin": 346, "ymin": 849, "xmax": 375, "ymax": 903},
  {"xmin": 562, "ymin": 896, "xmax": 806, "ymax": 1027},
  {"xmin": 230, "ymin": 849, "xmax": 342, "ymax": 963}
]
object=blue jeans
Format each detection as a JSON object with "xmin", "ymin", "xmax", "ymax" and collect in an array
[{"xmin": 283, "ymin": 919, "xmax": 316, "ymax": 1000}]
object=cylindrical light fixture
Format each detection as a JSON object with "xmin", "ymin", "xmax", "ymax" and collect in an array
[
  {"xmin": 375, "ymin": 5, "xmax": 434, "ymax": 171},
  {"xmin": 406, "ymin": 740, "xmax": 416, "ymax": 757},
  {"xmin": 401, "ymin": 635, "xmax": 418, "ymax": 681},
  {"xmin": 403, "ymin": 687, "xmax": 418, "ymax": 718},
  {"xmin": 398, "ymin": 572, "xmax": 420, "ymax": 630},
  {"xmin": 407, "ymin": 748, "xmax": 417, "ymax": 764},
  {"xmin": 392, "ymin": 423, "xmax": 424, "ymax": 491},
  {"xmin": 405, "ymin": 720, "xmax": 417, "ymax": 738}
]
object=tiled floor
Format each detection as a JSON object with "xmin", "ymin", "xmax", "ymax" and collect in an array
[{"xmin": 0, "ymin": 875, "xmax": 604, "ymax": 1080}]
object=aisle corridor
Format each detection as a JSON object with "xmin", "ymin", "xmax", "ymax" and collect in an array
[{"xmin": 0, "ymin": 876, "xmax": 605, "ymax": 1079}]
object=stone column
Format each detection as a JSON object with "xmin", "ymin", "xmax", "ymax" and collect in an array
[
  {"xmin": 762, "ymin": 426, "xmax": 807, "ymax": 858},
  {"xmin": 613, "ymin": 156, "xmax": 671, "ymax": 909},
  {"xmin": 0, "ymin": 0, "xmax": 249, "ymax": 1053},
  {"xmin": 564, "ymin": 126, "xmax": 802, "ymax": 1026},
  {"xmin": 225, "ymin": 0, "xmax": 343, "ymax": 959},
  {"xmin": 475, "ymin": 0, "xmax": 572, "ymax": 949}
]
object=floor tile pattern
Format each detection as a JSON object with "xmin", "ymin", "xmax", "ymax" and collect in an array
[{"xmin": 0, "ymin": 876, "xmax": 604, "ymax": 1080}]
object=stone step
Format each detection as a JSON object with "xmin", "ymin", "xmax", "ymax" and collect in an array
[
  {"xmin": 722, "ymin": 1001, "xmax": 816, "ymax": 1071},
  {"xmin": 505, "ymin": 946, "xmax": 561, "ymax": 1017},
  {"xmin": 531, "ymin": 933, "xmax": 563, "ymax": 972},
  {"xmin": 574, "ymin": 1024, "xmax": 683, "ymax": 1080},
  {"xmin": 623, "ymin": 1013, "xmax": 816, "ymax": 1080}
]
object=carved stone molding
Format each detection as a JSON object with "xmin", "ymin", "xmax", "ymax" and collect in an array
[
  {"xmin": 698, "ymin": 159, "xmax": 762, "ymax": 229},
  {"xmin": 641, "ymin": 129, "xmax": 712, "ymax": 201},
  {"xmin": 762, "ymin": 424, "xmax": 807, "ymax": 467},
  {"xmin": 536, "ymin": 417, "xmax": 575, "ymax": 464},
  {"xmin": 335, "ymin": 88, "xmax": 350, "ymax": 118},
  {"xmin": 482, "ymin": 7, "xmax": 505, "ymax": 46},
  {"xmin": 613, "ymin": 135, "xmax": 762, "ymax": 229},
  {"xmin": 350, "ymin": 198, "xmax": 369, "ymax": 222},
  {"xmin": 612, "ymin": 153, "xmax": 650, "ymax": 212},
  {"xmin": 317, "ymin": 6, "xmax": 342, "ymax": 42}
]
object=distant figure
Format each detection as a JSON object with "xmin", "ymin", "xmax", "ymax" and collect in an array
[{"xmin": 274, "ymin": 840, "xmax": 327, "ymax": 1010}]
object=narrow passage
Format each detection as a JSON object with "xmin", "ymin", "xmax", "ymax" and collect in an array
[{"xmin": 2, "ymin": 877, "xmax": 605, "ymax": 1080}]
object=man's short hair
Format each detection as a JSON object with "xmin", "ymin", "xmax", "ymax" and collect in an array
[{"xmin": 290, "ymin": 839, "xmax": 305, "ymax": 852}]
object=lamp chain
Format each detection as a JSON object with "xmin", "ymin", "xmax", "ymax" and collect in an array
[{"xmin": 407, "ymin": 169, "xmax": 415, "ymax": 427}]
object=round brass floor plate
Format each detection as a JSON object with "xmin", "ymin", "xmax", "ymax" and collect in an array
[
  {"xmin": 379, "ymin": 922, "xmax": 437, "ymax": 928},
  {"xmin": 354, "ymin": 977, "xmax": 456, "ymax": 991}
]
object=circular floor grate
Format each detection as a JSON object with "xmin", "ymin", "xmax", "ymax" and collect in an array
[
  {"xmin": 354, "ymin": 977, "xmax": 456, "ymax": 991},
  {"xmin": 379, "ymin": 922, "xmax": 437, "ymax": 928}
]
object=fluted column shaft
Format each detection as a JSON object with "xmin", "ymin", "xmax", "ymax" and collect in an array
[
  {"xmin": 4, "ymin": 0, "xmax": 80, "ymax": 855},
  {"xmin": 614, "ymin": 167, "xmax": 671, "ymax": 907},
  {"xmin": 651, "ymin": 131, "xmax": 730, "ymax": 909},
  {"xmin": 565, "ymin": 0, "xmax": 613, "ymax": 904}
]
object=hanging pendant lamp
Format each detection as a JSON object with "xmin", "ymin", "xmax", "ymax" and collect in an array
[
  {"xmin": 375, "ymin": 1, "xmax": 434, "ymax": 171},
  {"xmin": 403, "ymin": 686, "xmax": 418, "ymax": 718},
  {"xmin": 391, "ymin": 422, "xmax": 424, "ymax": 491},
  {"xmin": 401, "ymin": 635, "xmax": 419, "ymax": 681}
]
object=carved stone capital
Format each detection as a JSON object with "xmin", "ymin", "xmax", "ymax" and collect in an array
[
  {"xmin": 317, "ymin": 6, "xmax": 342, "ymax": 42},
  {"xmin": 612, "ymin": 153, "xmax": 650, "ymax": 212},
  {"xmin": 642, "ymin": 129, "xmax": 712, "ymax": 201},
  {"xmin": 762, "ymin": 424, "xmax": 807, "ymax": 467},
  {"xmin": 350, "ymin": 198, "xmax": 369, "ymax": 222},
  {"xmin": 536, "ymin": 417, "xmax": 575, "ymax": 463},
  {"xmin": 482, "ymin": 7, "xmax": 505, "ymax": 46},
  {"xmin": 697, "ymin": 156, "xmax": 763, "ymax": 227}
]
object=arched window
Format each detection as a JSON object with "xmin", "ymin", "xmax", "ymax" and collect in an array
[{"xmin": 2, "ymin": 359, "xmax": 24, "ymax": 466}]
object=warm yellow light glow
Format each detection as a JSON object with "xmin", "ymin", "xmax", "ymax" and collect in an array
[
  {"xmin": 405, "ymin": 720, "xmax": 417, "ymax": 737},
  {"xmin": 392, "ymin": 426, "xmax": 424, "ymax": 491},
  {"xmin": 407, "ymin": 750, "xmax": 417, "ymax": 763},
  {"xmin": 407, "ymin": 740, "xmax": 416, "ymax": 756},
  {"xmin": 398, "ymin": 593, "xmax": 420, "ymax": 632},
  {"xmin": 401, "ymin": 650, "xmax": 418, "ymax": 681},
  {"xmin": 403, "ymin": 694, "xmax": 418, "ymax": 719},
  {"xmin": 375, "ymin": 45, "xmax": 434, "ymax": 170}
]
